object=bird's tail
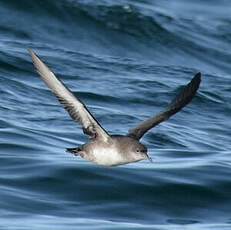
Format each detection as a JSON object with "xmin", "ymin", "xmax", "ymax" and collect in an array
[{"xmin": 66, "ymin": 147, "xmax": 81, "ymax": 154}]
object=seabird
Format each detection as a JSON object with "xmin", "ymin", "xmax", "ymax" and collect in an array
[{"xmin": 27, "ymin": 48, "xmax": 201, "ymax": 166}]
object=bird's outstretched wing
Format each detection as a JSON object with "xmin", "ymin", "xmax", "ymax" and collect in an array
[
  {"xmin": 27, "ymin": 48, "xmax": 110, "ymax": 142},
  {"xmin": 126, "ymin": 73, "xmax": 201, "ymax": 140}
]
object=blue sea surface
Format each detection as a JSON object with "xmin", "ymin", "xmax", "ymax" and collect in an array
[{"xmin": 1, "ymin": 0, "xmax": 231, "ymax": 229}]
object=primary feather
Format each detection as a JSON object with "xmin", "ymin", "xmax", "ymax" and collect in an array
[
  {"xmin": 126, "ymin": 73, "xmax": 201, "ymax": 140},
  {"xmin": 27, "ymin": 48, "xmax": 110, "ymax": 142}
]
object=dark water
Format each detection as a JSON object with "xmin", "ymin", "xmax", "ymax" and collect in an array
[{"xmin": 1, "ymin": 0, "xmax": 231, "ymax": 229}]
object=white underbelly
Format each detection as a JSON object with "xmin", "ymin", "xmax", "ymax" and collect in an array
[{"xmin": 91, "ymin": 147, "xmax": 127, "ymax": 166}]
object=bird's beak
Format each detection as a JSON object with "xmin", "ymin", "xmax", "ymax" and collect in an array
[{"xmin": 146, "ymin": 154, "xmax": 152, "ymax": 163}]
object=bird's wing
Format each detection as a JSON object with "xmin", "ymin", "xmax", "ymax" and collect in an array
[
  {"xmin": 27, "ymin": 48, "xmax": 111, "ymax": 142},
  {"xmin": 126, "ymin": 73, "xmax": 201, "ymax": 140}
]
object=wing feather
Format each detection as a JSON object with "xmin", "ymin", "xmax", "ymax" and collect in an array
[
  {"xmin": 126, "ymin": 73, "xmax": 201, "ymax": 140},
  {"xmin": 27, "ymin": 48, "xmax": 110, "ymax": 142}
]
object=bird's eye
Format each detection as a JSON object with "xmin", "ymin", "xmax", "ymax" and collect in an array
[{"xmin": 136, "ymin": 149, "xmax": 140, "ymax": 152}]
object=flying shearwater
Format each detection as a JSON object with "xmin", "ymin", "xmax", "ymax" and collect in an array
[{"xmin": 27, "ymin": 48, "xmax": 201, "ymax": 166}]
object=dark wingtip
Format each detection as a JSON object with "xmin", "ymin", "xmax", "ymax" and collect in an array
[
  {"xmin": 186, "ymin": 71, "xmax": 201, "ymax": 93},
  {"xmin": 166, "ymin": 72, "xmax": 201, "ymax": 115},
  {"xmin": 193, "ymin": 72, "xmax": 201, "ymax": 83},
  {"xmin": 190, "ymin": 72, "xmax": 201, "ymax": 93},
  {"xmin": 195, "ymin": 72, "xmax": 201, "ymax": 77}
]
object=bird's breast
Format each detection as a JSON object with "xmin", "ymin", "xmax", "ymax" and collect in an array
[
  {"xmin": 90, "ymin": 146, "xmax": 126, "ymax": 166},
  {"xmin": 82, "ymin": 139, "xmax": 139, "ymax": 166}
]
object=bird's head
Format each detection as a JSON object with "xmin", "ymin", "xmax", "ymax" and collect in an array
[{"xmin": 132, "ymin": 143, "xmax": 152, "ymax": 162}]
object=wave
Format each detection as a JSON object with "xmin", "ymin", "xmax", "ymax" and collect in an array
[
  {"xmin": 1, "ymin": 1, "xmax": 231, "ymax": 229},
  {"xmin": 2, "ymin": 0, "xmax": 231, "ymax": 74}
]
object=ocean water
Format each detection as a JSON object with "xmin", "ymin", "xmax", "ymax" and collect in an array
[{"xmin": 1, "ymin": 0, "xmax": 231, "ymax": 229}]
